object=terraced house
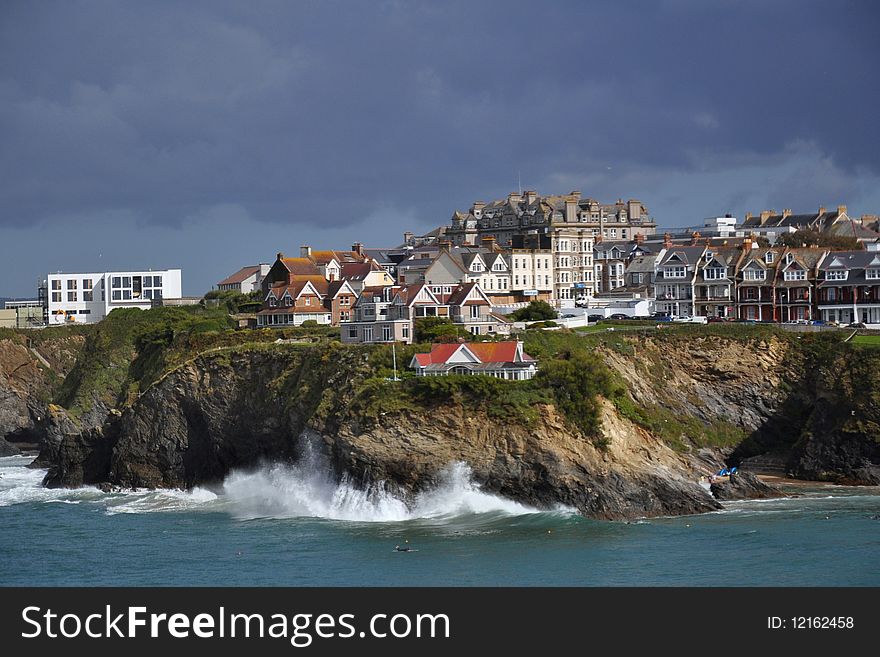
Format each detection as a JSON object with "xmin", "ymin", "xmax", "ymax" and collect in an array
[
  {"xmin": 341, "ymin": 282, "xmax": 510, "ymax": 344},
  {"xmin": 654, "ymin": 245, "xmax": 706, "ymax": 317},
  {"xmin": 694, "ymin": 246, "xmax": 740, "ymax": 319},
  {"xmin": 817, "ymin": 251, "xmax": 880, "ymax": 326}
]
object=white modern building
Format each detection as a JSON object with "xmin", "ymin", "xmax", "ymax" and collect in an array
[{"xmin": 46, "ymin": 269, "xmax": 183, "ymax": 325}]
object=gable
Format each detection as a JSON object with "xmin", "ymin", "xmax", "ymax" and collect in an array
[{"xmin": 445, "ymin": 345, "xmax": 481, "ymax": 364}]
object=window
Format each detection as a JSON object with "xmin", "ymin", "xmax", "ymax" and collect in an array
[
  {"xmin": 79, "ymin": 309, "xmax": 91, "ymax": 315},
  {"xmin": 67, "ymin": 279, "xmax": 77, "ymax": 290},
  {"xmin": 765, "ymin": 252, "xmax": 775, "ymax": 264},
  {"xmin": 825, "ymin": 270, "xmax": 848, "ymax": 281},
  {"xmin": 633, "ymin": 273, "xmax": 643, "ymax": 284},
  {"xmin": 304, "ymin": 297, "xmax": 311, "ymax": 306},
  {"xmin": 744, "ymin": 269, "xmax": 766, "ymax": 281},
  {"xmin": 867, "ymin": 269, "xmax": 880, "ymax": 280},
  {"xmin": 112, "ymin": 277, "xmax": 121, "ymax": 288},
  {"xmin": 471, "ymin": 326, "xmax": 481, "ymax": 335},
  {"xmin": 122, "ymin": 277, "xmax": 131, "ymax": 287},
  {"xmin": 363, "ymin": 327, "xmax": 373, "ymax": 342},
  {"xmin": 784, "ymin": 270, "xmax": 806, "ymax": 281},
  {"xmin": 144, "ymin": 290, "xmax": 152, "ymax": 300},
  {"xmin": 51, "ymin": 280, "xmax": 61, "ymax": 290},
  {"xmin": 383, "ymin": 326, "xmax": 392, "ymax": 341},
  {"xmin": 67, "ymin": 291, "xmax": 77, "ymax": 302},
  {"xmin": 82, "ymin": 278, "xmax": 92, "ymax": 289},
  {"xmin": 704, "ymin": 268, "xmax": 725, "ymax": 280},
  {"xmin": 269, "ymin": 297, "xmax": 277, "ymax": 307},
  {"xmin": 347, "ymin": 326, "xmax": 358, "ymax": 339},
  {"xmin": 83, "ymin": 291, "xmax": 94, "ymax": 302},
  {"xmin": 153, "ymin": 276, "xmax": 162, "ymax": 287},
  {"xmin": 52, "ymin": 292, "xmax": 61, "ymax": 302},
  {"xmin": 112, "ymin": 290, "xmax": 121, "ymax": 301},
  {"xmin": 340, "ymin": 296, "xmax": 350, "ymax": 306},
  {"xmin": 470, "ymin": 304, "xmax": 481, "ymax": 318},
  {"xmin": 664, "ymin": 266, "xmax": 686, "ymax": 278},
  {"xmin": 402, "ymin": 325, "xmax": 409, "ymax": 339}
]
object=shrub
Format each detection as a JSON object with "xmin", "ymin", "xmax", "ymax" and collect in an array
[{"xmin": 509, "ymin": 301, "xmax": 557, "ymax": 322}]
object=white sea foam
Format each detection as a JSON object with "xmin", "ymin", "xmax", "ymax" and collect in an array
[
  {"xmin": 0, "ymin": 444, "xmax": 562, "ymax": 522},
  {"xmin": 222, "ymin": 447, "xmax": 548, "ymax": 522}
]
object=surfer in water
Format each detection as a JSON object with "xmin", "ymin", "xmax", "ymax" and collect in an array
[{"xmin": 394, "ymin": 545, "xmax": 413, "ymax": 552}]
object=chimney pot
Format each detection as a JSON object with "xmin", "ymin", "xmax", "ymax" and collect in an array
[
  {"xmin": 300, "ymin": 245, "xmax": 312, "ymax": 258},
  {"xmin": 838, "ymin": 204, "xmax": 847, "ymax": 215}
]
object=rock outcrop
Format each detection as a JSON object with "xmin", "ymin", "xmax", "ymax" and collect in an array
[{"xmin": 710, "ymin": 471, "xmax": 784, "ymax": 501}]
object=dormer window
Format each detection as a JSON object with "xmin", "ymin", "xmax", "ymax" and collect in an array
[
  {"xmin": 784, "ymin": 269, "xmax": 806, "ymax": 281},
  {"xmin": 785, "ymin": 253, "xmax": 794, "ymax": 264},
  {"xmin": 867, "ymin": 269, "xmax": 880, "ymax": 280},
  {"xmin": 743, "ymin": 268, "xmax": 766, "ymax": 281},
  {"xmin": 765, "ymin": 251, "xmax": 776, "ymax": 264},
  {"xmin": 704, "ymin": 267, "xmax": 725, "ymax": 280},
  {"xmin": 825, "ymin": 270, "xmax": 848, "ymax": 281},
  {"xmin": 664, "ymin": 266, "xmax": 687, "ymax": 278}
]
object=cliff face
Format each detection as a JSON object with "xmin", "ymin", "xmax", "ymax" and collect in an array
[
  {"xmin": 0, "ymin": 332, "xmax": 85, "ymax": 454},
  {"xmin": 43, "ymin": 345, "xmax": 720, "ymax": 519},
  {"xmin": 16, "ymin": 324, "xmax": 880, "ymax": 519}
]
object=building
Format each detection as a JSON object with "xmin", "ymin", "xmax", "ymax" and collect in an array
[
  {"xmin": 342, "ymin": 282, "xmax": 510, "ymax": 344},
  {"xmin": 257, "ymin": 279, "xmax": 332, "ymax": 327},
  {"xmin": 694, "ymin": 246, "xmax": 741, "ymax": 319},
  {"xmin": 817, "ymin": 251, "xmax": 880, "ymax": 326},
  {"xmin": 339, "ymin": 261, "xmax": 395, "ymax": 294},
  {"xmin": 773, "ymin": 247, "xmax": 828, "ymax": 322},
  {"xmin": 410, "ymin": 341, "xmax": 538, "ymax": 380},
  {"xmin": 46, "ymin": 269, "xmax": 182, "ymax": 325},
  {"xmin": 653, "ymin": 246, "xmax": 706, "ymax": 317},
  {"xmin": 216, "ymin": 264, "xmax": 270, "ymax": 294},
  {"xmin": 446, "ymin": 190, "xmax": 656, "ymax": 301},
  {"xmin": 735, "ymin": 245, "xmax": 783, "ymax": 321},
  {"xmin": 3, "ymin": 299, "xmax": 46, "ymax": 328},
  {"xmin": 739, "ymin": 206, "xmax": 851, "ymax": 244}
]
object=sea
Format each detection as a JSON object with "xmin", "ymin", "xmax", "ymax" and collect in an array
[{"xmin": 1, "ymin": 452, "xmax": 879, "ymax": 586}]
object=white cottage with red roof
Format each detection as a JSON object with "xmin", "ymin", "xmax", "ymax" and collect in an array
[{"xmin": 410, "ymin": 341, "xmax": 537, "ymax": 380}]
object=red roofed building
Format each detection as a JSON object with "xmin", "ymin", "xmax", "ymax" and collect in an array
[{"xmin": 409, "ymin": 341, "xmax": 537, "ymax": 380}]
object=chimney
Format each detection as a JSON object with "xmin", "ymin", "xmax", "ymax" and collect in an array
[
  {"xmin": 277, "ymin": 252, "xmax": 284, "ymax": 261},
  {"xmin": 743, "ymin": 237, "xmax": 752, "ymax": 252},
  {"xmin": 439, "ymin": 240, "xmax": 452, "ymax": 253},
  {"xmin": 472, "ymin": 201, "xmax": 485, "ymax": 217},
  {"xmin": 663, "ymin": 232, "xmax": 673, "ymax": 249},
  {"xmin": 403, "ymin": 231, "xmax": 414, "ymax": 245},
  {"xmin": 818, "ymin": 206, "xmax": 826, "ymax": 215},
  {"xmin": 627, "ymin": 199, "xmax": 641, "ymax": 221},
  {"xmin": 634, "ymin": 232, "xmax": 645, "ymax": 245},
  {"xmin": 569, "ymin": 190, "xmax": 581, "ymax": 201},
  {"xmin": 300, "ymin": 245, "xmax": 312, "ymax": 258},
  {"xmin": 782, "ymin": 209, "xmax": 792, "ymax": 218},
  {"xmin": 565, "ymin": 198, "xmax": 577, "ymax": 223},
  {"xmin": 838, "ymin": 205, "xmax": 847, "ymax": 216},
  {"xmin": 351, "ymin": 242, "xmax": 364, "ymax": 257},
  {"xmin": 525, "ymin": 190, "xmax": 537, "ymax": 204},
  {"xmin": 508, "ymin": 191, "xmax": 522, "ymax": 205},
  {"xmin": 691, "ymin": 231, "xmax": 701, "ymax": 245},
  {"xmin": 759, "ymin": 210, "xmax": 772, "ymax": 224},
  {"xmin": 480, "ymin": 236, "xmax": 497, "ymax": 251},
  {"xmin": 744, "ymin": 212, "xmax": 752, "ymax": 222}
]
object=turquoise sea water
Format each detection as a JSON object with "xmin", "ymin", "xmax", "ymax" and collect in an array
[{"xmin": 1, "ymin": 454, "xmax": 878, "ymax": 586}]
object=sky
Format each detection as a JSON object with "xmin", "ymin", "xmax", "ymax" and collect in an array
[{"xmin": 2, "ymin": 0, "xmax": 879, "ymax": 296}]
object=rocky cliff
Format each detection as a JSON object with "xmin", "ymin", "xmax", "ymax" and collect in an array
[
  {"xmin": 0, "ymin": 330, "xmax": 86, "ymax": 454},
  {"xmin": 42, "ymin": 344, "xmax": 721, "ymax": 519},
  {"xmin": 5, "ymin": 317, "xmax": 879, "ymax": 519}
]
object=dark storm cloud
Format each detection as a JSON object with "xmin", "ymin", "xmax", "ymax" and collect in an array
[{"xmin": 1, "ymin": 0, "xmax": 879, "ymax": 293}]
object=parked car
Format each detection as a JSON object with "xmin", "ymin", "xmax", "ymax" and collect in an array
[
  {"xmin": 810, "ymin": 319, "xmax": 826, "ymax": 326},
  {"xmin": 849, "ymin": 322, "xmax": 867, "ymax": 329},
  {"xmin": 707, "ymin": 317, "xmax": 726, "ymax": 323},
  {"xmin": 608, "ymin": 313, "xmax": 630, "ymax": 320},
  {"xmin": 587, "ymin": 314, "xmax": 604, "ymax": 323}
]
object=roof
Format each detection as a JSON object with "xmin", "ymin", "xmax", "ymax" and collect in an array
[
  {"xmin": 446, "ymin": 282, "xmax": 487, "ymax": 306},
  {"xmin": 217, "ymin": 265, "xmax": 261, "ymax": 286},
  {"xmin": 412, "ymin": 341, "xmax": 532, "ymax": 367},
  {"xmin": 340, "ymin": 261, "xmax": 383, "ymax": 281},
  {"xmin": 281, "ymin": 258, "xmax": 322, "ymax": 277}
]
